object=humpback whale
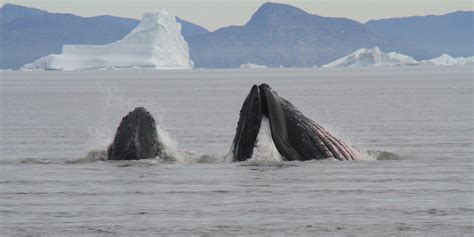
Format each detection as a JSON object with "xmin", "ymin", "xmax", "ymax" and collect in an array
[
  {"xmin": 106, "ymin": 84, "xmax": 358, "ymax": 161},
  {"xmin": 231, "ymin": 84, "xmax": 358, "ymax": 161},
  {"xmin": 107, "ymin": 107, "xmax": 162, "ymax": 160}
]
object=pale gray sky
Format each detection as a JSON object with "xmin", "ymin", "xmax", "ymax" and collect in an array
[{"xmin": 3, "ymin": 0, "xmax": 473, "ymax": 31}]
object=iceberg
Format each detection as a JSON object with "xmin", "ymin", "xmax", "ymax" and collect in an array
[
  {"xmin": 22, "ymin": 10, "xmax": 193, "ymax": 70},
  {"xmin": 322, "ymin": 47, "xmax": 419, "ymax": 68},
  {"xmin": 422, "ymin": 54, "xmax": 474, "ymax": 65},
  {"xmin": 239, "ymin": 63, "xmax": 268, "ymax": 69}
]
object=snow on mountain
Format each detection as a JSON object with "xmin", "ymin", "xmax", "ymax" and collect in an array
[
  {"xmin": 22, "ymin": 10, "xmax": 193, "ymax": 70},
  {"xmin": 422, "ymin": 54, "xmax": 474, "ymax": 65},
  {"xmin": 322, "ymin": 47, "xmax": 419, "ymax": 68},
  {"xmin": 239, "ymin": 63, "xmax": 268, "ymax": 69}
]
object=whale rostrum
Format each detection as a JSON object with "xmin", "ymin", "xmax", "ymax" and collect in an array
[
  {"xmin": 231, "ymin": 84, "xmax": 358, "ymax": 161},
  {"xmin": 107, "ymin": 107, "xmax": 162, "ymax": 160}
]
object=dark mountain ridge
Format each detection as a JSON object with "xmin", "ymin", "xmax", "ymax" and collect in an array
[
  {"xmin": 188, "ymin": 3, "xmax": 383, "ymax": 68},
  {"xmin": 1, "ymin": 3, "xmax": 472, "ymax": 69}
]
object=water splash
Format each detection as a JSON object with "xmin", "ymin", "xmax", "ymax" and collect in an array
[
  {"xmin": 85, "ymin": 81, "xmax": 173, "ymax": 159},
  {"xmin": 20, "ymin": 158, "xmax": 53, "ymax": 164},
  {"xmin": 248, "ymin": 117, "xmax": 284, "ymax": 162},
  {"xmin": 65, "ymin": 150, "xmax": 108, "ymax": 164},
  {"xmin": 79, "ymin": 83, "xmax": 398, "ymax": 164},
  {"xmin": 156, "ymin": 126, "xmax": 183, "ymax": 163},
  {"xmin": 315, "ymin": 122, "xmax": 390, "ymax": 161},
  {"xmin": 368, "ymin": 150, "xmax": 400, "ymax": 160}
]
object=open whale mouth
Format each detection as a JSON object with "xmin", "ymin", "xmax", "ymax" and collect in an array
[
  {"xmin": 249, "ymin": 116, "xmax": 284, "ymax": 162},
  {"xmin": 231, "ymin": 84, "xmax": 358, "ymax": 162}
]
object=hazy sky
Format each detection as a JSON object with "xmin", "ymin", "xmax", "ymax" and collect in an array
[{"xmin": 3, "ymin": 0, "xmax": 473, "ymax": 31}]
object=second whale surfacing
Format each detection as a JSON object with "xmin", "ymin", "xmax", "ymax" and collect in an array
[
  {"xmin": 231, "ymin": 84, "xmax": 358, "ymax": 161},
  {"xmin": 107, "ymin": 107, "xmax": 162, "ymax": 160}
]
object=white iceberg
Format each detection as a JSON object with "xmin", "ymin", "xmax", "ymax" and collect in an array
[
  {"xmin": 22, "ymin": 10, "xmax": 193, "ymax": 70},
  {"xmin": 323, "ymin": 47, "xmax": 419, "ymax": 68},
  {"xmin": 422, "ymin": 54, "xmax": 474, "ymax": 65},
  {"xmin": 239, "ymin": 63, "xmax": 268, "ymax": 69}
]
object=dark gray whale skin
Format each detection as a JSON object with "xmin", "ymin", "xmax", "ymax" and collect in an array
[
  {"xmin": 107, "ymin": 107, "xmax": 161, "ymax": 160},
  {"xmin": 232, "ymin": 85, "xmax": 263, "ymax": 161},
  {"xmin": 232, "ymin": 84, "xmax": 358, "ymax": 161}
]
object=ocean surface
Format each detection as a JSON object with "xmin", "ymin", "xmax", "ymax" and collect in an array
[{"xmin": 1, "ymin": 66, "xmax": 472, "ymax": 236}]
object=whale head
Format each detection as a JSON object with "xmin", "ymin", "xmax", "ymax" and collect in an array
[{"xmin": 231, "ymin": 84, "xmax": 358, "ymax": 162}]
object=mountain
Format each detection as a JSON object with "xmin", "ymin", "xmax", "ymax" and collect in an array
[
  {"xmin": 187, "ymin": 2, "xmax": 382, "ymax": 68},
  {"xmin": 22, "ymin": 10, "xmax": 193, "ymax": 70},
  {"xmin": 2, "ymin": 2, "xmax": 472, "ymax": 69},
  {"xmin": 365, "ymin": 11, "xmax": 474, "ymax": 60},
  {"xmin": 422, "ymin": 54, "xmax": 474, "ymax": 65},
  {"xmin": 0, "ymin": 4, "xmax": 208, "ymax": 69},
  {"xmin": 323, "ymin": 46, "xmax": 419, "ymax": 67},
  {"xmin": 0, "ymin": 3, "xmax": 48, "ymax": 22}
]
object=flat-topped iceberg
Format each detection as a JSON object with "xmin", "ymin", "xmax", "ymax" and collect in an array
[
  {"xmin": 239, "ymin": 63, "xmax": 268, "ymax": 69},
  {"xmin": 422, "ymin": 54, "xmax": 474, "ymax": 65},
  {"xmin": 323, "ymin": 47, "xmax": 419, "ymax": 68},
  {"xmin": 22, "ymin": 10, "xmax": 193, "ymax": 70}
]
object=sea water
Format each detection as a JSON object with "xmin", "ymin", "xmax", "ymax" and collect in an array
[{"xmin": 0, "ymin": 66, "xmax": 472, "ymax": 235}]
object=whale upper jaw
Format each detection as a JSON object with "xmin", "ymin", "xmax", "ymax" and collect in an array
[
  {"xmin": 231, "ymin": 84, "xmax": 358, "ymax": 162},
  {"xmin": 107, "ymin": 107, "xmax": 161, "ymax": 160}
]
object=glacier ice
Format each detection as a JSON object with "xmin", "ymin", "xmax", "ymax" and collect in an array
[
  {"xmin": 322, "ymin": 47, "xmax": 419, "ymax": 68},
  {"xmin": 22, "ymin": 10, "xmax": 193, "ymax": 70},
  {"xmin": 422, "ymin": 54, "xmax": 474, "ymax": 65},
  {"xmin": 239, "ymin": 63, "xmax": 268, "ymax": 69}
]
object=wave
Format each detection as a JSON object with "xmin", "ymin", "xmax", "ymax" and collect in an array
[
  {"xmin": 367, "ymin": 150, "xmax": 400, "ymax": 160},
  {"xmin": 20, "ymin": 158, "xmax": 55, "ymax": 164},
  {"xmin": 12, "ymin": 88, "xmax": 399, "ymax": 165},
  {"xmin": 14, "ymin": 117, "xmax": 400, "ymax": 166},
  {"xmin": 14, "ymin": 121, "xmax": 400, "ymax": 166},
  {"xmin": 13, "ymin": 148, "xmax": 399, "ymax": 166},
  {"xmin": 65, "ymin": 150, "xmax": 108, "ymax": 164}
]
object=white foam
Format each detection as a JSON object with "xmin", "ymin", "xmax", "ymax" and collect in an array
[
  {"xmin": 248, "ymin": 117, "xmax": 283, "ymax": 162},
  {"xmin": 156, "ymin": 126, "xmax": 183, "ymax": 162}
]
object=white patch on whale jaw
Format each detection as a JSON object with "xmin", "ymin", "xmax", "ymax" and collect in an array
[{"xmin": 249, "ymin": 117, "xmax": 284, "ymax": 162}]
